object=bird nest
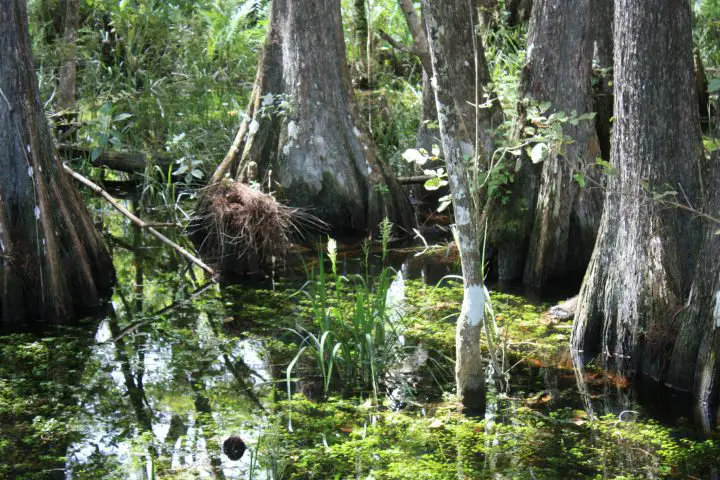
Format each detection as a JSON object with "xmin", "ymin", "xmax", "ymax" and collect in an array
[{"xmin": 192, "ymin": 180, "xmax": 299, "ymax": 276}]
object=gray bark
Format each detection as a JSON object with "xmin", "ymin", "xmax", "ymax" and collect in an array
[
  {"xmin": 666, "ymin": 116, "xmax": 720, "ymax": 430},
  {"xmin": 521, "ymin": 0, "xmax": 602, "ymax": 287},
  {"xmin": 229, "ymin": 0, "xmax": 413, "ymax": 235},
  {"xmin": 571, "ymin": 0, "xmax": 702, "ymax": 381},
  {"xmin": 57, "ymin": 0, "xmax": 80, "ymax": 111},
  {"xmin": 593, "ymin": 0, "xmax": 613, "ymax": 68},
  {"xmin": 353, "ymin": 0, "xmax": 369, "ymax": 85},
  {"xmin": 422, "ymin": 0, "xmax": 499, "ymax": 412},
  {"xmin": 507, "ymin": 0, "xmax": 533, "ymax": 26},
  {"xmin": 592, "ymin": 0, "xmax": 613, "ymax": 161},
  {"xmin": 0, "ymin": 0, "xmax": 114, "ymax": 327}
]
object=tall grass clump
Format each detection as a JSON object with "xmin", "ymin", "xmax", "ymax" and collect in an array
[{"xmin": 287, "ymin": 218, "xmax": 409, "ymax": 404}]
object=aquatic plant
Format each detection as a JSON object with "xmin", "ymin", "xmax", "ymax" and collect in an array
[{"xmin": 287, "ymin": 219, "xmax": 411, "ymax": 402}]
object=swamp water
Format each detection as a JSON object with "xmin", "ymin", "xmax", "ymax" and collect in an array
[{"xmin": 1, "ymin": 233, "xmax": 719, "ymax": 479}]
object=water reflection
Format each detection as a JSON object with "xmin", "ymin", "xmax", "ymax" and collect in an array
[{"xmin": 2, "ymin": 235, "xmax": 718, "ymax": 478}]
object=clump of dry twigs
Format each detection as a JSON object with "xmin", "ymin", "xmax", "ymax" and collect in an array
[{"xmin": 192, "ymin": 179, "xmax": 320, "ymax": 276}]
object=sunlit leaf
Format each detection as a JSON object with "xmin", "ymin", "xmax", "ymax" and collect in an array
[
  {"xmin": 529, "ymin": 143, "xmax": 548, "ymax": 164},
  {"xmin": 401, "ymin": 148, "xmax": 427, "ymax": 166}
]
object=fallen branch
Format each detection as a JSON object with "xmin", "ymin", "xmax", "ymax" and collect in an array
[
  {"xmin": 58, "ymin": 143, "xmax": 174, "ymax": 173},
  {"xmin": 397, "ymin": 174, "xmax": 434, "ymax": 185},
  {"xmin": 63, "ymin": 164, "xmax": 216, "ymax": 277}
]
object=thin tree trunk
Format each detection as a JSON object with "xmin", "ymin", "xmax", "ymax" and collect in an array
[
  {"xmin": 507, "ymin": 0, "xmax": 533, "ymax": 27},
  {"xmin": 416, "ymin": 70, "xmax": 440, "ymax": 153},
  {"xmin": 571, "ymin": 0, "xmax": 702, "ymax": 381},
  {"xmin": 592, "ymin": 0, "xmax": 613, "ymax": 161},
  {"xmin": 353, "ymin": 0, "xmax": 370, "ymax": 86},
  {"xmin": 0, "ymin": 0, "xmax": 114, "ymax": 327},
  {"xmin": 422, "ymin": 0, "xmax": 500, "ymax": 412},
  {"xmin": 57, "ymin": 0, "xmax": 80, "ymax": 111},
  {"xmin": 593, "ymin": 0, "xmax": 613, "ymax": 68},
  {"xmin": 225, "ymin": 0, "xmax": 413, "ymax": 236},
  {"xmin": 521, "ymin": 0, "xmax": 602, "ymax": 287}
]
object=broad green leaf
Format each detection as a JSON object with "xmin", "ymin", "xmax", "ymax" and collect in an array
[{"xmin": 424, "ymin": 177, "xmax": 443, "ymax": 191}]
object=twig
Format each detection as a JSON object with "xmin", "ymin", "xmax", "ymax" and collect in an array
[{"xmin": 63, "ymin": 164, "xmax": 216, "ymax": 277}]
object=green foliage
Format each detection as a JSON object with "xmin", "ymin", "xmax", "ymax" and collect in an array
[
  {"xmin": 252, "ymin": 397, "xmax": 720, "ymax": 480},
  {"xmin": 287, "ymin": 221, "xmax": 410, "ymax": 401}
]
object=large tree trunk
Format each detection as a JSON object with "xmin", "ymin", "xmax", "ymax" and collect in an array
[
  {"xmin": 521, "ymin": 0, "xmax": 602, "ymax": 287},
  {"xmin": 219, "ymin": 0, "xmax": 413, "ymax": 236},
  {"xmin": 666, "ymin": 116, "xmax": 720, "ymax": 430},
  {"xmin": 422, "ymin": 0, "xmax": 500, "ymax": 412},
  {"xmin": 571, "ymin": 0, "xmax": 702, "ymax": 381},
  {"xmin": 0, "ymin": 0, "xmax": 115, "ymax": 328}
]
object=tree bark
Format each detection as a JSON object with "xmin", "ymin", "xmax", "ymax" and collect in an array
[
  {"xmin": 571, "ymin": 0, "xmax": 702, "ymax": 381},
  {"xmin": 353, "ymin": 0, "xmax": 370, "ymax": 86},
  {"xmin": 592, "ymin": 0, "xmax": 613, "ymax": 162},
  {"xmin": 422, "ymin": 0, "xmax": 500, "ymax": 412},
  {"xmin": 507, "ymin": 0, "xmax": 533, "ymax": 27},
  {"xmin": 665, "ymin": 112, "xmax": 720, "ymax": 430},
  {"xmin": 521, "ymin": 0, "xmax": 602, "ymax": 287},
  {"xmin": 592, "ymin": 0, "xmax": 613, "ymax": 68},
  {"xmin": 0, "ymin": 0, "xmax": 114, "ymax": 327},
  {"xmin": 224, "ymin": 0, "xmax": 413, "ymax": 236},
  {"xmin": 56, "ymin": 0, "xmax": 80, "ymax": 111}
]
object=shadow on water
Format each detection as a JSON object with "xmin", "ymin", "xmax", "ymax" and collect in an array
[{"xmin": 1, "ymin": 218, "xmax": 719, "ymax": 479}]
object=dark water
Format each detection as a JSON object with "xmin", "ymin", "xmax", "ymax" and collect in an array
[{"xmin": 1, "ymin": 229, "xmax": 718, "ymax": 479}]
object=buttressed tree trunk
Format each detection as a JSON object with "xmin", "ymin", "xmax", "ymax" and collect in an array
[
  {"xmin": 226, "ymin": 0, "xmax": 413, "ymax": 236},
  {"xmin": 422, "ymin": 0, "xmax": 501, "ymax": 412},
  {"xmin": 571, "ymin": 0, "xmax": 702, "ymax": 381},
  {"xmin": 666, "ymin": 113, "xmax": 720, "ymax": 430},
  {"xmin": 0, "ymin": 0, "xmax": 114, "ymax": 328},
  {"xmin": 521, "ymin": 0, "xmax": 602, "ymax": 287}
]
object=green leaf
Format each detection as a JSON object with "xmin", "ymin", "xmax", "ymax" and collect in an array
[
  {"xmin": 112, "ymin": 113, "xmax": 133, "ymax": 122},
  {"xmin": 173, "ymin": 164, "xmax": 188, "ymax": 175},
  {"xmin": 424, "ymin": 177, "xmax": 444, "ymax": 191},
  {"xmin": 190, "ymin": 169, "xmax": 204, "ymax": 179},
  {"xmin": 573, "ymin": 173, "xmax": 586, "ymax": 188},
  {"xmin": 90, "ymin": 148, "xmax": 101, "ymax": 162}
]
